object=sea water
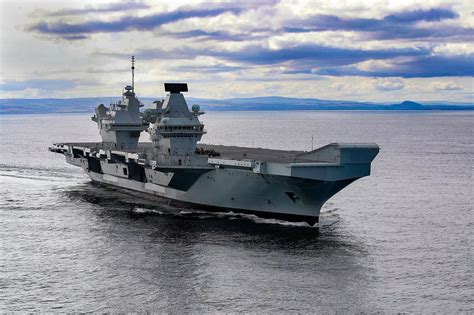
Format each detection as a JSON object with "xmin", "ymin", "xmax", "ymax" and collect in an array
[{"xmin": 0, "ymin": 111, "xmax": 472, "ymax": 312}]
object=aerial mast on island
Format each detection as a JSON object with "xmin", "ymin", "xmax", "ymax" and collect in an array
[{"xmin": 131, "ymin": 55, "xmax": 135, "ymax": 92}]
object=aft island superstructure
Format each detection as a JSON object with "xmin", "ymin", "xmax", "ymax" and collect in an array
[{"xmin": 50, "ymin": 57, "xmax": 379, "ymax": 225}]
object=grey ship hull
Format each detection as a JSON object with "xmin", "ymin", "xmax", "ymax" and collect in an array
[{"xmin": 50, "ymin": 142, "xmax": 379, "ymax": 225}]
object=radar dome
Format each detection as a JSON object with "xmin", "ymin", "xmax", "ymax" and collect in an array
[{"xmin": 192, "ymin": 104, "xmax": 200, "ymax": 112}]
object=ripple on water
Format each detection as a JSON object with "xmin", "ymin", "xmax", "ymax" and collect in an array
[{"xmin": 1, "ymin": 112, "xmax": 473, "ymax": 312}]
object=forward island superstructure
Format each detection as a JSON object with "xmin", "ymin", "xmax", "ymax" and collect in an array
[{"xmin": 50, "ymin": 57, "xmax": 379, "ymax": 225}]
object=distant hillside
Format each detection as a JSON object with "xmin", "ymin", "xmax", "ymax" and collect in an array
[
  {"xmin": 0, "ymin": 96, "xmax": 472, "ymax": 115},
  {"xmin": 194, "ymin": 98, "xmax": 431, "ymax": 110}
]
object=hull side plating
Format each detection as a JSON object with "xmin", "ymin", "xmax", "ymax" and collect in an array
[{"xmin": 49, "ymin": 78, "xmax": 379, "ymax": 225}]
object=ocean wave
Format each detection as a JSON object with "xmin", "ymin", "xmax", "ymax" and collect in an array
[
  {"xmin": 175, "ymin": 209, "xmax": 319, "ymax": 228},
  {"xmin": 132, "ymin": 207, "xmax": 164, "ymax": 215},
  {"xmin": 0, "ymin": 164, "xmax": 84, "ymax": 183}
]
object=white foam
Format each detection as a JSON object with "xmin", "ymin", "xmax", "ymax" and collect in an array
[
  {"xmin": 319, "ymin": 217, "xmax": 341, "ymax": 227},
  {"xmin": 132, "ymin": 207, "xmax": 163, "ymax": 215},
  {"xmin": 136, "ymin": 206, "xmax": 335, "ymax": 228},
  {"xmin": 250, "ymin": 215, "xmax": 314, "ymax": 227},
  {"xmin": 207, "ymin": 211, "xmax": 316, "ymax": 227},
  {"xmin": 319, "ymin": 208, "xmax": 342, "ymax": 227},
  {"xmin": 177, "ymin": 209, "xmax": 208, "ymax": 215}
]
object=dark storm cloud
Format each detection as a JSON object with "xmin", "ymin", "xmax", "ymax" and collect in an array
[
  {"xmin": 384, "ymin": 8, "xmax": 458, "ymax": 22},
  {"xmin": 29, "ymin": 6, "xmax": 243, "ymax": 36},
  {"xmin": 313, "ymin": 54, "xmax": 474, "ymax": 78},
  {"xmin": 146, "ymin": 7, "xmax": 471, "ymax": 43},
  {"xmin": 29, "ymin": 4, "xmax": 472, "ymax": 44},
  {"xmin": 282, "ymin": 8, "xmax": 472, "ymax": 41},
  {"xmin": 0, "ymin": 79, "xmax": 78, "ymax": 91},
  {"xmin": 160, "ymin": 29, "xmax": 254, "ymax": 42},
  {"xmin": 308, "ymin": 8, "xmax": 460, "ymax": 31},
  {"xmin": 58, "ymin": 35, "xmax": 90, "ymax": 41},
  {"xmin": 27, "ymin": 3, "xmax": 472, "ymax": 80},
  {"xmin": 121, "ymin": 44, "xmax": 429, "ymax": 67},
  {"xmin": 169, "ymin": 64, "xmax": 245, "ymax": 73},
  {"xmin": 100, "ymin": 43, "xmax": 474, "ymax": 78},
  {"xmin": 28, "ymin": 1, "xmax": 280, "ymax": 38},
  {"xmin": 369, "ymin": 25, "xmax": 474, "ymax": 41},
  {"xmin": 45, "ymin": 1, "xmax": 150, "ymax": 17},
  {"xmin": 219, "ymin": 45, "xmax": 427, "ymax": 66}
]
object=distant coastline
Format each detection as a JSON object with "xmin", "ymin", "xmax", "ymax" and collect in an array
[{"xmin": 1, "ymin": 97, "xmax": 473, "ymax": 115}]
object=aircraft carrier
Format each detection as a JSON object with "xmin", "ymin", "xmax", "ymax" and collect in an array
[{"xmin": 49, "ymin": 57, "xmax": 379, "ymax": 225}]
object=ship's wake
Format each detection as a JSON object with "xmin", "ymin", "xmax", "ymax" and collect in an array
[
  {"xmin": 0, "ymin": 164, "xmax": 85, "ymax": 183},
  {"xmin": 59, "ymin": 181, "xmax": 343, "ymax": 229},
  {"xmin": 132, "ymin": 206, "xmax": 341, "ymax": 228}
]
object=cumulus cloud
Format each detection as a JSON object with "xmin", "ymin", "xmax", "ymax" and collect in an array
[
  {"xmin": 27, "ymin": 1, "xmax": 279, "ymax": 40},
  {"xmin": 135, "ymin": 7, "xmax": 473, "ymax": 44},
  {"xmin": 313, "ymin": 54, "xmax": 474, "ymax": 77},
  {"xmin": 28, "ymin": 6, "xmax": 244, "ymax": 37},
  {"xmin": 159, "ymin": 29, "xmax": 254, "ymax": 42},
  {"xmin": 4, "ymin": 1, "xmax": 472, "ymax": 100},
  {"xmin": 384, "ymin": 8, "xmax": 458, "ymax": 22},
  {"xmin": 0, "ymin": 79, "xmax": 78, "ymax": 92},
  {"xmin": 43, "ymin": 1, "xmax": 150, "ymax": 17},
  {"xmin": 282, "ymin": 8, "xmax": 472, "ymax": 41},
  {"xmin": 373, "ymin": 78, "xmax": 405, "ymax": 91},
  {"xmin": 103, "ymin": 44, "xmax": 429, "ymax": 66},
  {"xmin": 169, "ymin": 63, "xmax": 244, "ymax": 73},
  {"xmin": 99, "ymin": 42, "xmax": 474, "ymax": 78},
  {"xmin": 29, "ymin": 3, "xmax": 474, "ymax": 44},
  {"xmin": 432, "ymin": 82, "xmax": 463, "ymax": 91}
]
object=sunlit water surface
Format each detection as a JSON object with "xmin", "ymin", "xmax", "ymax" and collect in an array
[{"xmin": 1, "ymin": 111, "xmax": 473, "ymax": 312}]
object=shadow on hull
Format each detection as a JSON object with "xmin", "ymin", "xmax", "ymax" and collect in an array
[{"xmin": 91, "ymin": 180, "xmax": 322, "ymax": 226}]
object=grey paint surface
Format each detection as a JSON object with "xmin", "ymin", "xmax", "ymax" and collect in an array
[{"xmin": 50, "ymin": 81, "xmax": 379, "ymax": 223}]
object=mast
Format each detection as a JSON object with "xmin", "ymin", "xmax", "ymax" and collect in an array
[{"xmin": 131, "ymin": 55, "xmax": 135, "ymax": 91}]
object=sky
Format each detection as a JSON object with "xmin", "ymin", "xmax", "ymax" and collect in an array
[{"xmin": 0, "ymin": 0, "xmax": 473, "ymax": 102}]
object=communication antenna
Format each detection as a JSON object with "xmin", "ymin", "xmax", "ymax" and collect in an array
[
  {"xmin": 131, "ymin": 55, "xmax": 135, "ymax": 91},
  {"xmin": 311, "ymin": 135, "xmax": 314, "ymax": 151}
]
